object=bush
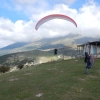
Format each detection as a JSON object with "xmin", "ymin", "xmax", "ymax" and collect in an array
[
  {"xmin": 17, "ymin": 64, "xmax": 24, "ymax": 69},
  {"xmin": 0, "ymin": 65, "xmax": 10, "ymax": 73}
]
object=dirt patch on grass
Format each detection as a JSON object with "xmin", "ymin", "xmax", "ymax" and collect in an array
[
  {"xmin": 24, "ymin": 73, "xmax": 32, "ymax": 75},
  {"xmin": 9, "ymin": 76, "xmax": 19, "ymax": 82},
  {"xmin": 88, "ymin": 75, "xmax": 98, "ymax": 79},
  {"xmin": 78, "ymin": 74, "xmax": 98, "ymax": 82},
  {"xmin": 96, "ymin": 70, "xmax": 100, "ymax": 74},
  {"xmin": 9, "ymin": 78, "xmax": 18, "ymax": 82},
  {"xmin": 77, "ymin": 78, "xmax": 86, "ymax": 82},
  {"xmin": 72, "ymin": 87, "xmax": 84, "ymax": 92},
  {"xmin": 47, "ymin": 68, "xmax": 57, "ymax": 71}
]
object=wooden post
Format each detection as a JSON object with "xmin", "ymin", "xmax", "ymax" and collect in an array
[
  {"xmin": 89, "ymin": 44, "xmax": 91, "ymax": 55},
  {"xmin": 96, "ymin": 43, "xmax": 97, "ymax": 58},
  {"xmin": 77, "ymin": 46, "xmax": 78, "ymax": 55}
]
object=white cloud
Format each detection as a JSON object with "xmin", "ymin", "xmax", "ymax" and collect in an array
[
  {"xmin": 0, "ymin": 18, "xmax": 36, "ymax": 48},
  {"xmin": 14, "ymin": 0, "xmax": 37, "ymax": 5},
  {"xmin": 11, "ymin": 0, "xmax": 49, "ymax": 15},
  {"xmin": 0, "ymin": 39, "xmax": 14, "ymax": 48},
  {"xmin": 0, "ymin": 0, "xmax": 100, "ymax": 48},
  {"xmin": 30, "ymin": 1, "xmax": 100, "ymax": 38},
  {"xmin": 76, "ymin": 1, "xmax": 100, "ymax": 36},
  {"xmin": 0, "ymin": 17, "xmax": 14, "ymax": 32},
  {"xmin": 55, "ymin": 0, "xmax": 77, "ymax": 5},
  {"xmin": 13, "ymin": 0, "xmax": 76, "ymax": 6}
]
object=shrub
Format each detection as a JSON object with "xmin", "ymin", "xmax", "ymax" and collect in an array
[
  {"xmin": 0, "ymin": 65, "xmax": 10, "ymax": 73},
  {"xmin": 17, "ymin": 64, "xmax": 24, "ymax": 69}
]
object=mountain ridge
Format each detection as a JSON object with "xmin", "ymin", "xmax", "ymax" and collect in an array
[
  {"xmin": 0, "ymin": 33, "xmax": 97, "ymax": 56},
  {"xmin": 0, "ymin": 42, "xmax": 29, "ymax": 50}
]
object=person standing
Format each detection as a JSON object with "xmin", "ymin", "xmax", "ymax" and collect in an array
[
  {"xmin": 84, "ymin": 52, "xmax": 90, "ymax": 74},
  {"xmin": 54, "ymin": 48, "xmax": 58, "ymax": 55}
]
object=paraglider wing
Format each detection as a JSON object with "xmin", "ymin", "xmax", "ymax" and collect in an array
[{"xmin": 35, "ymin": 14, "xmax": 77, "ymax": 30}]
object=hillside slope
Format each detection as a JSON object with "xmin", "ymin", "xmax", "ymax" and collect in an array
[
  {"xmin": 0, "ymin": 59, "xmax": 100, "ymax": 100},
  {"xmin": 0, "ymin": 48, "xmax": 77, "ymax": 66},
  {"xmin": 0, "ymin": 33, "xmax": 97, "ymax": 56}
]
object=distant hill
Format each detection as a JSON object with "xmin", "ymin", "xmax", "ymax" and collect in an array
[
  {"xmin": 0, "ymin": 47, "xmax": 77, "ymax": 66},
  {"xmin": 0, "ymin": 33, "xmax": 98, "ymax": 56},
  {"xmin": 0, "ymin": 33, "xmax": 80, "ymax": 49},
  {"xmin": 73, "ymin": 37, "xmax": 96, "ymax": 44},
  {"xmin": 38, "ymin": 44, "xmax": 65, "ymax": 50},
  {"xmin": 0, "ymin": 42, "xmax": 29, "ymax": 50}
]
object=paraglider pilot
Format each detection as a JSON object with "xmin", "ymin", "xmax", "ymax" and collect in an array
[
  {"xmin": 54, "ymin": 48, "xmax": 58, "ymax": 55},
  {"xmin": 84, "ymin": 52, "xmax": 90, "ymax": 74}
]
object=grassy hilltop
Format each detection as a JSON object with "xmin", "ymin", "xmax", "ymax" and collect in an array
[{"xmin": 0, "ymin": 58, "xmax": 100, "ymax": 100}]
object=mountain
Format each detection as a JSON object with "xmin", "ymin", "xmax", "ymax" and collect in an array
[
  {"xmin": 0, "ymin": 42, "xmax": 29, "ymax": 50},
  {"xmin": 0, "ymin": 47, "xmax": 77, "ymax": 66},
  {"xmin": 0, "ymin": 33, "xmax": 98, "ymax": 65},
  {"xmin": 73, "ymin": 37, "xmax": 97, "ymax": 44},
  {"xmin": 0, "ymin": 33, "xmax": 98, "ymax": 56}
]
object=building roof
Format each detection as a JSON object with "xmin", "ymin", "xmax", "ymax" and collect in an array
[
  {"xmin": 90, "ymin": 41, "xmax": 100, "ymax": 45},
  {"xmin": 77, "ymin": 41, "xmax": 100, "ymax": 47}
]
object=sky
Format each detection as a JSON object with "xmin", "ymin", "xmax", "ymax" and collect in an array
[{"xmin": 0, "ymin": 0, "xmax": 100, "ymax": 48}]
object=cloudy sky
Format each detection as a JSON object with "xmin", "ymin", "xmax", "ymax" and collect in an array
[{"xmin": 0, "ymin": 0, "xmax": 100, "ymax": 48}]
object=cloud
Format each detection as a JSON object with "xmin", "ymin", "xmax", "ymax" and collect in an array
[
  {"xmin": 0, "ymin": 39, "xmax": 14, "ymax": 48},
  {"xmin": 28, "ymin": 1, "xmax": 100, "ymax": 38},
  {"xmin": 12, "ymin": 0, "xmax": 76, "ymax": 6},
  {"xmin": 55, "ymin": 0, "xmax": 77, "ymax": 5},
  {"xmin": 0, "ymin": 0, "xmax": 100, "ymax": 48},
  {"xmin": 0, "ymin": 18, "xmax": 14, "ymax": 32},
  {"xmin": 0, "ymin": 18, "xmax": 35, "ymax": 46},
  {"xmin": 14, "ymin": 0, "xmax": 37, "ymax": 5},
  {"xmin": 11, "ymin": 0, "xmax": 49, "ymax": 13},
  {"xmin": 76, "ymin": 1, "xmax": 100, "ymax": 36}
]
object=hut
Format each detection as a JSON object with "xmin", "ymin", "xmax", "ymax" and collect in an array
[{"xmin": 77, "ymin": 41, "xmax": 100, "ymax": 58}]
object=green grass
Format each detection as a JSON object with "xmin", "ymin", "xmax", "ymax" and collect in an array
[{"xmin": 0, "ymin": 58, "xmax": 100, "ymax": 100}]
